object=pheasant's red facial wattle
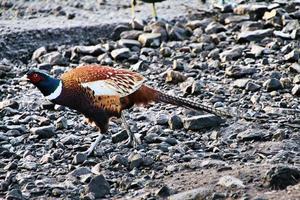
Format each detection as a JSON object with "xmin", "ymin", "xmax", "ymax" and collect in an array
[{"xmin": 27, "ymin": 73, "xmax": 44, "ymax": 84}]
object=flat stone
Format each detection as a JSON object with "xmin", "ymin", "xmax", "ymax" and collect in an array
[
  {"xmin": 110, "ymin": 48, "xmax": 131, "ymax": 61},
  {"xmin": 249, "ymin": 44, "xmax": 265, "ymax": 57},
  {"xmin": 30, "ymin": 125, "xmax": 55, "ymax": 139},
  {"xmin": 155, "ymin": 185, "xmax": 171, "ymax": 198},
  {"xmin": 73, "ymin": 45, "xmax": 105, "ymax": 56},
  {"xmin": 0, "ymin": 99, "xmax": 19, "ymax": 110},
  {"xmin": 32, "ymin": 46, "xmax": 47, "ymax": 61},
  {"xmin": 85, "ymin": 174, "xmax": 110, "ymax": 198},
  {"xmin": 265, "ymin": 166, "xmax": 300, "ymax": 190},
  {"xmin": 168, "ymin": 25, "xmax": 191, "ymax": 41},
  {"xmin": 138, "ymin": 33, "xmax": 161, "ymax": 47},
  {"xmin": 205, "ymin": 22, "xmax": 226, "ymax": 34},
  {"xmin": 245, "ymin": 82, "xmax": 261, "ymax": 92},
  {"xmin": 285, "ymin": 49, "xmax": 300, "ymax": 62},
  {"xmin": 263, "ymin": 78, "xmax": 283, "ymax": 91},
  {"xmin": 169, "ymin": 187, "xmax": 211, "ymax": 200},
  {"xmin": 183, "ymin": 114, "xmax": 225, "ymax": 131},
  {"xmin": 220, "ymin": 47, "xmax": 243, "ymax": 62},
  {"xmin": 156, "ymin": 114, "xmax": 169, "ymax": 125},
  {"xmin": 6, "ymin": 189, "xmax": 24, "ymax": 200},
  {"xmin": 291, "ymin": 84, "xmax": 300, "ymax": 95},
  {"xmin": 72, "ymin": 152, "xmax": 87, "ymax": 165},
  {"xmin": 165, "ymin": 70, "xmax": 187, "ymax": 83},
  {"xmin": 225, "ymin": 66, "xmax": 256, "ymax": 78},
  {"xmin": 218, "ymin": 176, "xmax": 245, "ymax": 188},
  {"xmin": 232, "ymin": 79, "xmax": 251, "ymax": 88},
  {"xmin": 40, "ymin": 51, "xmax": 67, "ymax": 65},
  {"xmin": 120, "ymin": 30, "xmax": 143, "ymax": 40},
  {"xmin": 237, "ymin": 130, "xmax": 265, "ymax": 141},
  {"xmin": 117, "ymin": 39, "xmax": 141, "ymax": 49},
  {"xmin": 111, "ymin": 154, "xmax": 128, "ymax": 167},
  {"xmin": 168, "ymin": 115, "xmax": 183, "ymax": 130},
  {"xmin": 237, "ymin": 29, "xmax": 273, "ymax": 43},
  {"xmin": 128, "ymin": 153, "xmax": 143, "ymax": 169},
  {"xmin": 224, "ymin": 15, "xmax": 250, "ymax": 24},
  {"xmin": 289, "ymin": 63, "xmax": 300, "ymax": 73},
  {"xmin": 112, "ymin": 130, "xmax": 128, "ymax": 143},
  {"xmin": 69, "ymin": 167, "xmax": 91, "ymax": 178}
]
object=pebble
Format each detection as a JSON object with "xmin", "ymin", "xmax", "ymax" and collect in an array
[
  {"xmin": 168, "ymin": 114, "xmax": 183, "ymax": 130},
  {"xmin": 85, "ymin": 174, "xmax": 110, "ymax": 198},
  {"xmin": 72, "ymin": 152, "xmax": 88, "ymax": 165},
  {"xmin": 165, "ymin": 70, "xmax": 187, "ymax": 83},
  {"xmin": 263, "ymin": 78, "xmax": 283, "ymax": 91},
  {"xmin": 30, "ymin": 125, "xmax": 55, "ymax": 139},
  {"xmin": 129, "ymin": 153, "xmax": 143, "ymax": 169},
  {"xmin": 218, "ymin": 175, "xmax": 245, "ymax": 188},
  {"xmin": 138, "ymin": 33, "xmax": 161, "ymax": 47},
  {"xmin": 183, "ymin": 115, "xmax": 225, "ymax": 130},
  {"xmin": 110, "ymin": 48, "xmax": 131, "ymax": 61},
  {"xmin": 264, "ymin": 166, "xmax": 300, "ymax": 189},
  {"xmin": 237, "ymin": 29, "xmax": 273, "ymax": 42}
]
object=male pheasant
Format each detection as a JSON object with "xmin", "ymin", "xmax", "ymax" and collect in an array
[
  {"xmin": 25, "ymin": 65, "xmax": 231, "ymax": 155},
  {"xmin": 131, "ymin": 0, "xmax": 166, "ymax": 20}
]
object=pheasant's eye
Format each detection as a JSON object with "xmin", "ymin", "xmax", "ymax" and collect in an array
[
  {"xmin": 33, "ymin": 74, "xmax": 38, "ymax": 78},
  {"xmin": 30, "ymin": 73, "xmax": 43, "ymax": 83}
]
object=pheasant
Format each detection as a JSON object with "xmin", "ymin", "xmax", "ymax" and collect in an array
[
  {"xmin": 131, "ymin": 0, "xmax": 166, "ymax": 20},
  {"xmin": 24, "ymin": 65, "xmax": 232, "ymax": 155}
]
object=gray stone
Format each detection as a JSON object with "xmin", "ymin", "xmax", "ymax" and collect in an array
[
  {"xmin": 263, "ymin": 78, "xmax": 283, "ymax": 91},
  {"xmin": 285, "ymin": 49, "xmax": 300, "ymax": 62},
  {"xmin": 138, "ymin": 33, "xmax": 161, "ymax": 47},
  {"xmin": 117, "ymin": 39, "xmax": 141, "ymax": 49},
  {"xmin": 205, "ymin": 22, "xmax": 226, "ymax": 34},
  {"xmin": 220, "ymin": 47, "xmax": 243, "ymax": 62},
  {"xmin": 156, "ymin": 185, "xmax": 171, "ymax": 198},
  {"xmin": 249, "ymin": 44, "xmax": 265, "ymax": 57},
  {"xmin": 80, "ymin": 55, "xmax": 98, "ymax": 64},
  {"xmin": 40, "ymin": 51, "xmax": 67, "ymax": 65},
  {"xmin": 55, "ymin": 117, "xmax": 68, "ymax": 129},
  {"xmin": 111, "ymin": 154, "xmax": 128, "ymax": 167},
  {"xmin": 225, "ymin": 66, "xmax": 256, "ymax": 78},
  {"xmin": 291, "ymin": 84, "xmax": 300, "ymax": 95},
  {"xmin": 218, "ymin": 176, "xmax": 245, "ymax": 188},
  {"xmin": 111, "ymin": 48, "xmax": 131, "ymax": 61},
  {"xmin": 156, "ymin": 114, "xmax": 169, "ymax": 125},
  {"xmin": 6, "ymin": 189, "xmax": 24, "ymax": 200},
  {"xmin": 129, "ymin": 153, "xmax": 143, "ymax": 169},
  {"xmin": 69, "ymin": 167, "xmax": 91, "ymax": 178},
  {"xmin": 30, "ymin": 125, "xmax": 55, "ymax": 139},
  {"xmin": 32, "ymin": 46, "xmax": 47, "ymax": 61},
  {"xmin": 265, "ymin": 166, "xmax": 300, "ymax": 190},
  {"xmin": 237, "ymin": 130, "xmax": 265, "ymax": 142},
  {"xmin": 183, "ymin": 115, "xmax": 225, "ymax": 130},
  {"xmin": 168, "ymin": 25, "xmax": 191, "ymax": 41},
  {"xmin": 169, "ymin": 187, "xmax": 210, "ymax": 200},
  {"xmin": 112, "ymin": 130, "xmax": 128, "ymax": 143},
  {"xmin": 237, "ymin": 29, "xmax": 273, "ymax": 42},
  {"xmin": 224, "ymin": 15, "xmax": 249, "ymax": 24},
  {"xmin": 120, "ymin": 30, "xmax": 143, "ymax": 40},
  {"xmin": 168, "ymin": 115, "xmax": 183, "ymax": 130},
  {"xmin": 160, "ymin": 47, "xmax": 172, "ymax": 57},
  {"xmin": 4, "ymin": 160, "xmax": 18, "ymax": 170},
  {"xmin": 173, "ymin": 60, "xmax": 185, "ymax": 71},
  {"xmin": 0, "ymin": 99, "xmax": 19, "ymax": 110},
  {"xmin": 245, "ymin": 82, "xmax": 261, "ymax": 92},
  {"xmin": 40, "ymin": 153, "xmax": 52, "ymax": 164},
  {"xmin": 85, "ymin": 175, "xmax": 110, "ymax": 198},
  {"xmin": 289, "ymin": 63, "xmax": 300, "ymax": 73},
  {"xmin": 232, "ymin": 79, "xmax": 251, "ymax": 88},
  {"xmin": 72, "ymin": 152, "xmax": 87, "ymax": 165},
  {"xmin": 165, "ymin": 70, "xmax": 187, "ymax": 83},
  {"xmin": 73, "ymin": 45, "xmax": 105, "ymax": 56}
]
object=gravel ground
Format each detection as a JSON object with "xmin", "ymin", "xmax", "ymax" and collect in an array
[{"xmin": 1, "ymin": 0, "xmax": 300, "ymax": 200}]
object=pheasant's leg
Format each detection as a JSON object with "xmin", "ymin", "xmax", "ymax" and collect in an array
[
  {"xmin": 84, "ymin": 133, "xmax": 104, "ymax": 156},
  {"xmin": 152, "ymin": 2, "xmax": 158, "ymax": 21},
  {"xmin": 131, "ymin": 0, "xmax": 136, "ymax": 19},
  {"xmin": 121, "ymin": 111, "xmax": 140, "ymax": 147}
]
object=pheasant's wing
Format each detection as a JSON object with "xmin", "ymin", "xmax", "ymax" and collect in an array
[{"xmin": 62, "ymin": 65, "xmax": 146, "ymax": 97}]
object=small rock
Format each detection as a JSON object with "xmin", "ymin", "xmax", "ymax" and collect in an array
[
  {"xmin": 263, "ymin": 78, "xmax": 283, "ymax": 91},
  {"xmin": 264, "ymin": 166, "xmax": 300, "ymax": 190},
  {"xmin": 110, "ymin": 24, "xmax": 130, "ymax": 40},
  {"xmin": 6, "ymin": 189, "xmax": 24, "ymax": 200},
  {"xmin": 118, "ymin": 39, "xmax": 141, "ymax": 49},
  {"xmin": 156, "ymin": 114, "xmax": 169, "ymax": 125},
  {"xmin": 111, "ymin": 48, "xmax": 131, "ymax": 61},
  {"xmin": 205, "ymin": 22, "xmax": 226, "ymax": 34},
  {"xmin": 129, "ymin": 153, "xmax": 143, "ymax": 169},
  {"xmin": 183, "ymin": 115, "xmax": 225, "ymax": 130},
  {"xmin": 73, "ymin": 45, "xmax": 105, "ymax": 56},
  {"xmin": 220, "ymin": 47, "xmax": 243, "ymax": 62},
  {"xmin": 168, "ymin": 25, "xmax": 191, "ymax": 41},
  {"xmin": 289, "ymin": 63, "xmax": 300, "ymax": 73},
  {"xmin": 165, "ymin": 70, "xmax": 187, "ymax": 84},
  {"xmin": 138, "ymin": 33, "xmax": 161, "ymax": 47},
  {"xmin": 32, "ymin": 46, "xmax": 47, "ymax": 61},
  {"xmin": 30, "ymin": 125, "xmax": 55, "ymax": 139},
  {"xmin": 168, "ymin": 115, "xmax": 183, "ymax": 130},
  {"xmin": 237, "ymin": 130, "xmax": 265, "ymax": 142},
  {"xmin": 72, "ymin": 152, "xmax": 87, "ymax": 165},
  {"xmin": 291, "ymin": 84, "xmax": 300, "ymax": 95},
  {"xmin": 218, "ymin": 176, "xmax": 245, "ymax": 188},
  {"xmin": 160, "ymin": 47, "xmax": 172, "ymax": 57},
  {"xmin": 237, "ymin": 29, "xmax": 273, "ymax": 42},
  {"xmin": 40, "ymin": 52, "xmax": 67, "ymax": 65},
  {"xmin": 169, "ymin": 187, "xmax": 210, "ymax": 200},
  {"xmin": 225, "ymin": 66, "xmax": 256, "ymax": 78},
  {"xmin": 284, "ymin": 49, "xmax": 300, "ymax": 62},
  {"xmin": 232, "ymin": 79, "xmax": 251, "ymax": 88},
  {"xmin": 40, "ymin": 153, "xmax": 52, "ymax": 164},
  {"xmin": 0, "ymin": 99, "xmax": 19, "ymax": 110},
  {"xmin": 156, "ymin": 185, "xmax": 171, "ymax": 198},
  {"xmin": 245, "ymin": 82, "xmax": 261, "ymax": 92},
  {"xmin": 112, "ymin": 130, "xmax": 128, "ymax": 143},
  {"xmin": 4, "ymin": 160, "xmax": 18, "ymax": 170},
  {"xmin": 69, "ymin": 167, "xmax": 91, "ymax": 178},
  {"xmin": 85, "ymin": 175, "xmax": 110, "ymax": 198},
  {"xmin": 120, "ymin": 30, "xmax": 143, "ymax": 40},
  {"xmin": 55, "ymin": 117, "xmax": 68, "ymax": 129},
  {"xmin": 111, "ymin": 154, "xmax": 128, "ymax": 167},
  {"xmin": 249, "ymin": 44, "xmax": 265, "ymax": 57}
]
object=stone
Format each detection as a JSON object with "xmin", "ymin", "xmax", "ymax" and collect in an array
[
  {"xmin": 138, "ymin": 33, "xmax": 161, "ymax": 47},
  {"xmin": 111, "ymin": 154, "xmax": 128, "ymax": 167},
  {"xmin": 245, "ymin": 82, "xmax": 261, "ymax": 92},
  {"xmin": 6, "ymin": 189, "xmax": 24, "ymax": 200},
  {"xmin": 237, "ymin": 29, "xmax": 273, "ymax": 43},
  {"xmin": 0, "ymin": 99, "xmax": 19, "ymax": 110},
  {"xmin": 173, "ymin": 60, "xmax": 185, "ymax": 71},
  {"xmin": 233, "ymin": 79, "xmax": 251, "ymax": 88},
  {"xmin": 156, "ymin": 114, "xmax": 169, "ymax": 125},
  {"xmin": 220, "ymin": 47, "xmax": 243, "ymax": 62},
  {"xmin": 205, "ymin": 22, "xmax": 226, "ymax": 34},
  {"xmin": 249, "ymin": 44, "xmax": 265, "ymax": 57},
  {"xmin": 117, "ymin": 39, "xmax": 141, "ymax": 49},
  {"xmin": 110, "ymin": 48, "xmax": 131, "ymax": 61},
  {"xmin": 4, "ymin": 160, "xmax": 18, "ymax": 170},
  {"xmin": 73, "ymin": 45, "xmax": 105, "ymax": 56},
  {"xmin": 120, "ymin": 30, "xmax": 143, "ymax": 40},
  {"xmin": 237, "ymin": 130, "xmax": 265, "ymax": 142},
  {"xmin": 284, "ymin": 49, "xmax": 300, "ymax": 62},
  {"xmin": 129, "ymin": 153, "xmax": 143, "ymax": 169},
  {"xmin": 263, "ymin": 78, "xmax": 283, "ymax": 91},
  {"xmin": 224, "ymin": 15, "xmax": 249, "ymax": 24},
  {"xmin": 291, "ymin": 85, "xmax": 300, "ymax": 95},
  {"xmin": 289, "ymin": 63, "xmax": 300, "ymax": 73},
  {"xmin": 55, "ymin": 117, "xmax": 68, "ymax": 129},
  {"xmin": 80, "ymin": 55, "xmax": 98, "ymax": 64},
  {"xmin": 32, "ymin": 46, "xmax": 47, "ymax": 61},
  {"xmin": 168, "ymin": 25, "xmax": 191, "ymax": 41},
  {"xmin": 183, "ymin": 115, "xmax": 225, "ymax": 130},
  {"xmin": 218, "ymin": 176, "xmax": 245, "ymax": 188},
  {"xmin": 30, "ymin": 125, "xmax": 55, "ymax": 139},
  {"xmin": 264, "ymin": 166, "xmax": 300, "ymax": 190},
  {"xmin": 85, "ymin": 175, "xmax": 110, "ymax": 198},
  {"xmin": 169, "ymin": 187, "xmax": 210, "ymax": 200},
  {"xmin": 156, "ymin": 185, "xmax": 171, "ymax": 198},
  {"xmin": 225, "ymin": 66, "xmax": 256, "ymax": 78},
  {"xmin": 110, "ymin": 24, "xmax": 130, "ymax": 40},
  {"xmin": 40, "ymin": 153, "xmax": 52, "ymax": 164},
  {"xmin": 165, "ymin": 70, "xmax": 187, "ymax": 84},
  {"xmin": 69, "ymin": 167, "xmax": 92, "ymax": 178},
  {"xmin": 112, "ymin": 130, "xmax": 128, "ymax": 143},
  {"xmin": 72, "ymin": 152, "xmax": 88, "ymax": 165},
  {"xmin": 168, "ymin": 115, "xmax": 183, "ymax": 130},
  {"xmin": 40, "ymin": 51, "xmax": 67, "ymax": 65},
  {"xmin": 160, "ymin": 47, "xmax": 172, "ymax": 57}
]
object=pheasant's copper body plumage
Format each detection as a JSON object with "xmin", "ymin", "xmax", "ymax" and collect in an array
[{"xmin": 25, "ymin": 65, "xmax": 231, "ymax": 156}]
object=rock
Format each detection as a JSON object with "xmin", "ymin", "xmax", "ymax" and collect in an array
[
  {"xmin": 183, "ymin": 115, "xmax": 225, "ymax": 130},
  {"xmin": 72, "ymin": 152, "xmax": 88, "ymax": 165},
  {"xmin": 160, "ymin": 47, "xmax": 172, "ymax": 57},
  {"xmin": 245, "ymin": 82, "xmax": 261, "ymax": 92},
  {"xmin": 205, "ymin": 22, "xmax": 226, "ymax": 34},
  {"xmin": 168, "ymin": 115, "xmax": 183, "ymax": 130},
  {"xmin": 117, "ymin": 39, "xmax": 141, "ymax": 49},
  {"xmin": 129, "ymin": 153, "xmax": 143, "ymax": 169},
  {"xmin": 237, "ymin": 29, "xmax": 273, "ymax": 43},
  {"xmin": 237, "ymin": 130, "xmax": 266, "ymax": 142},
  {"xmin": 138, "ymin": 33, "xmax": 161, "ymax": 47},
  {"xmin": 224, "ymin": 15, "xmax": 249, "ymax": 24},
  {"xmin": 131, "ymin": 18, "xmax": 144, "ymax": 30},
  {"xmin": 110, "ymin": 24, "xmax": 130, "ymax": 40},
  {"xmin": 168, "ymin": 25, "xmax": 191, "ymax": 41},
  {"xmin": 233, "ymin": 79, "xmax": 251, "ymax": 88},
  {"xmin": 32, "ymin": 46, "xmax": 47, "ymax": 61},
  {"xmin": 291, "ymin": 84, "xmax": 300, "ymax": 95},
  {"xmin": 264, "ymin": 166, "xmax": 300, "ymax": 190},
  {"xmin": 289, "ymin": 63, "xmax": 300, "ymax": 73},
  {"xmin": 156, "ymin": 114, "xmax": 169, "ymax": 125},
  {"xmin": 165, "ymin": 70, "xmax": 187, "ymax": 84},
  {"xmin": 120, "ymin": 30, "xmax": 143, "ymax": 40},
  {"xmin": 249, "ymin": 44, "xmax": 265, "ymax": 57},
  {"xmin": 225, "ymin": 66, "xmax": 256, "ymax": 78},
  {"xmin": 220, "ymin": 46, "xmax": 243, "ymax": 62},
  {"xmin": 30, "ymin": 125, "xmax": 55, "ymax": 139},
  {"xmin": 263, "ymin": 78, "xmax": 283, "ymax": 91},
  {"xmin": 284, "ymin": 49, "xmax": 300, "ymax": 62},
  {"xmin": 55, "ymin": 117, "xmax": 68, "ymax": 129},
  {"xmin": 0, "ymin": 99, "xmax": 19, "ymax": 110},
  {"xmin": 40, "ymin": 51, "xmax": 67, "ymax": 65},
  {"xmin": 111, "ymin": 154, "xmax": 128, "ymax": 167},
  {"xmin": 112, "ymin": 130, "xmax": 128, "ymax": 143},
  {"xmin": 40, "ymin": 153, "xmax": 52, "ymax": 164},
  {"xmin": 85, "ymin": 175, "xmax": 110, "ymax": 198},
  {"xmin": 6, "ymin": 189, "xmax": 24, "ymax": 200},
  {"xmin": 218, "ymin": 176, "xmax": 245, "ymax": 188},
  {"xmin": 73, "ymin": 45, "xmax": 105, "ymax": 56},
  {"xmin": 169, "ymin": 187, "xmax": 210, "ymax": 200},
  {"xmin": 69, "ymin": 167, "xmax": 91, "ymax": 178},
  {"xmin": 173, "ymin": 60, "xmax": 185, "ymax": 71},
  {"xmin": 110, "ymin": 48, "xmax": 131, "ymax": 61},
  {"xmin": 156, "ymin": 185, "xmax": 171, "ymax": 198},
  {"xmin": 4, "ymin": 160, "xmax": 18, "ymax": 170}
]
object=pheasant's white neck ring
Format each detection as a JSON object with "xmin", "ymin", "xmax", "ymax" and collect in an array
[{"xmin": 45, "ymin": 81, "xmax": 62, "ymax": 100}]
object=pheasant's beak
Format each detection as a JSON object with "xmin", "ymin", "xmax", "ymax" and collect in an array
[{"xmin": 19, "ymin": 74, "xmax": 29, "ymax": 82}]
